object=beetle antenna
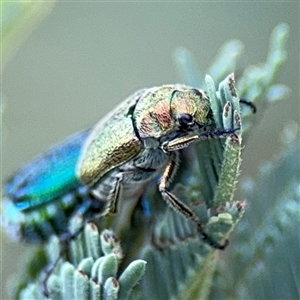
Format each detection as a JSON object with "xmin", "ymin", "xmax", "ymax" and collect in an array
[{"xmin": 239, "ymin": 98, "xmax": 257, "ymax": 113}]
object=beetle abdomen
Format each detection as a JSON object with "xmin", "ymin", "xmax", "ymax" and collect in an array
[{"xmin": 2, "ymin": 130, "xmax": 105, "ymax": 243}]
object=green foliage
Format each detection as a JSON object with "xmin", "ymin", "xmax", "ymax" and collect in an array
[
  {"xmin": 211, "ymin": 122, "xmax": 299, "ymax": 300},
  {"xmin": 18, "ymin": 224, "xmax": 146, "ymax": 300},
  {"xmin": 175, "ymin": 22, "xmax": 298, "ymax": 300}
]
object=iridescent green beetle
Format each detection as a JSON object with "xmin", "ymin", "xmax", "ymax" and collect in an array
[
  {"xmin": 77, "ymin": 84, "xmax": 238, "ymax": 249},
  {"xmin": 3, "ymin": 84, "xmax": 242, "ymax": 250}
]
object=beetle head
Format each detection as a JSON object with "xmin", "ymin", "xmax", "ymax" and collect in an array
[
  {"xmin": 134, "ymin": 86, "xmax": 214, "ymax": 140},
  {"xmin": 170, "ymin": 88, "xmax": 213, "ymax": 131}
]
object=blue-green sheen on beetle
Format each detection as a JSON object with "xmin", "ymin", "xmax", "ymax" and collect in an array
[{"xmin": 3, "ymin": 85, "xmax": 239, "ymax": 250}]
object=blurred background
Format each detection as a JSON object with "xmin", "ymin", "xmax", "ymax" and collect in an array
[{"xmin": 2, "ymin": 2, "xmax": 299, "ymax": 299}]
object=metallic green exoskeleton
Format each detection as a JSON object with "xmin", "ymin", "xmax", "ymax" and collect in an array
[
  {"xmin": 77, "ymin": 85, "xmax": 236, "ymax": 249},
  {"xmin": 3, "ymin": 84, "xmax": 238, "ymax": 250}
]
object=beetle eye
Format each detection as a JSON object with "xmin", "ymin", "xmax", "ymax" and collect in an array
[{"xmin": 178, "ymin": 113, "xmax": 194, "ymax": 127}]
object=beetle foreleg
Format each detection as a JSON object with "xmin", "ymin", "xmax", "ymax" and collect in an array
[{"xmin": 159, "ymin": 152, "xmax": 228, "ymax": 250}]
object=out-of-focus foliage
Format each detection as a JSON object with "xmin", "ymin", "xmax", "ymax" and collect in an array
[
  {"xmin": 1, "ymin": 1, "xmax": 55, "ymax": 149},
  {"xmin": 174, "ymin": 23, "xmax": 290, "ymax": 134},
  {"xmin": 2, "ymin": 1, "xmax": 55, "ymax": 69}
]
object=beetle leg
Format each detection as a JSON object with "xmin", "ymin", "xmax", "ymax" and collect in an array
[
  {"xmin": 40, "ymin": 232, "xmax": 73, "ymax": 297},
  {"xmin": 102, "ymin": 176, "xmax": 122, "ymax": 216},
  {"xmin": 90, "ymin": 175, "xmax": 123, "ymax": 218},
  {"xmin": 159, "ymin": 152, "xmax": 228, "ymax": 250},
  {"xmin": 41, "ymin": 256, "xmax": 60, "ymax": 297}
]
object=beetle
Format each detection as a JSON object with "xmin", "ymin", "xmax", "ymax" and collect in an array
[{"xmin": 3, "ymin": 84, "xmax": 248, "ymax": 251}]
